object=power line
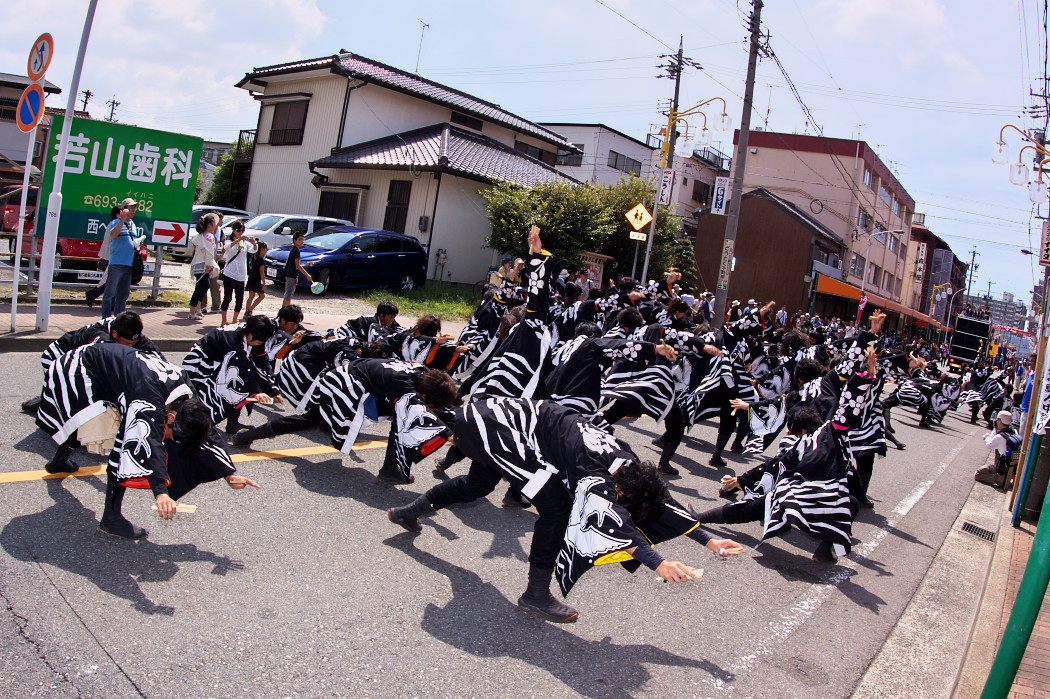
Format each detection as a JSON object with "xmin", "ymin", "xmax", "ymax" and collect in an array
[{"xmin": 589, "ymin": 0, "xmax": 676, "ymax": 51}]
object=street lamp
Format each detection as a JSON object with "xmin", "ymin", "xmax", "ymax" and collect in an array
[
  {"xmin": 993, "ymin": 125, "xmax": 1050, "ymax": 200},
  {"xmin": 640, "ymin": 96, "xmax": 730, "ymax": 283}
]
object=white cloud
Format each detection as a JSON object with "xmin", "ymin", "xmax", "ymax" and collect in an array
[{"xmin": 3, "ymin": 0, "xmax": 328, "ymax": 141}]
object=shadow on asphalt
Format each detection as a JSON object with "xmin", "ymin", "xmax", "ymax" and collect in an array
[
  {"xmin": 0, "ymin": 479, "xmax": 243, "ymax": 616},
  {"xmin": 383, "ymin": 533, "xmax": 736, "ymax": 697}
]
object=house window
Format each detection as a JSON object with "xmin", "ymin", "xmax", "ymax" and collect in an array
[
  {"xmin": 450, "ymin": 111, "xmax": 483, "ymax": 131},
  {"xmin": 318, "ymin": 190, "xmax": 359, "ymax": 222},
  {"xmin": 857, "ymin": 208, "xmax": 871, "ymax": 230},
  {"xmin": 869, "ymin": 265, "xmax": 881, "ymax": 287},
  {"xmin": 514, "ymin": 140, "xmax": 557, "ymax": 165},
  {"xmin": 556, "ymin": 144, "xmax": 584, "ymax": 166},
  {"xmin": 884, "ymin": 273, "xmax": 895, "ymax": 292},
  {"xmin": 607, "ymin": 150, "xmax": 642, "ymax": 176},
  {"xmin": 268, "ymin": 100, "xmax": 308, "ymax": 146},
  {"xmin": 850, "ymin": 252, "xmax": 866, "ymax": 278},
  {"xmin": 864, "ymin": 167, "xmax": 875, "ymax": 191},
  {"xmin": 887, "ymin": 234, "xmax": 899, "ymax": 254},
  {"xmin": 383, "ymin": 180, "xmax": 412, "ymax": 234},
  {"xmin": 895, "ymin": 278, "xmax": 903, "ymax": 296},
  {"xmin": 692, "ymin": 180, "xmax": 711, "ymax": 204},
  {"xmin": 879, "ymin": 183, "xmax": 893, "ymax": 207},
  {"xmin": 892, "ymin": 197, "xmax": 902, "ymax": 216},
  {"xmin": 0, "ymin": 98, "xmax": 16, "ymax": 122}
]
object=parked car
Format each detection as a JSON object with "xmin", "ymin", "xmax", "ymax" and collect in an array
[
  {"xmin": 12, "ymin": 216, "xmax": 103, "ymax": 279},
  {"xmin": 243, "ymin": 213, "xmax": 350, "ymax": 251},
  {"xmin": 163, "ymin": 205, "xmax": 255, "ymax": 261},
  {"xmin": 263, "ymin": 226, "xmax": 427, "ymax": 294},
  {"xmin": 1, "ymin": 184, "xmax": 39, "ymax": 232}
]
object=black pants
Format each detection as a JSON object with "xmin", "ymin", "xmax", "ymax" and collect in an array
[
  {"xmin": 721, "ymin": 496, "xmax": 767, "ymax": 524},
  {"xmin": 984, "ymin": 398, "xmax": 1004, "ymax": 424},
  {"xmin": 221, "ymin": 275, "xmax": 245, "ymax": 312},
  {"xmin": 602, "ymin": 397, "xmax": 643, "ymax": 425},
  {"xmin": 426, "ymin": 460, "xmax": 572, "ymax": 569},
  {"xmin": 271, "ymin": 408, "xmax": 321, "ymax": 435}
]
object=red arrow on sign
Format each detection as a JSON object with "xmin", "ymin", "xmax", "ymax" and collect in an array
[{"xmin": 153, "ymin": 220, "xmax": 187, "ymax": 245}]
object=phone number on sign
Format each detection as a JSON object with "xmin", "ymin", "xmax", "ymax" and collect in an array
[{"xmin": 81, "ymin": 194, "xmax": 155, "ymax": 213}]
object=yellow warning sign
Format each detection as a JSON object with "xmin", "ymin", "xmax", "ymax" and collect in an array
[{"xmin": 626, "ymin": 203, "xmax": 653, "ymax": 231}]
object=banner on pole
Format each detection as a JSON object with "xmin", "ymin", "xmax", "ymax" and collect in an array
[
  {"xmin": 712, "ymin": 176, "xmax": 731, "ymax": 216},
  {"xmin": 39, "ymin": 115, "xmax": 202, "ymax": 246},
  {"xmin": 657, "ymin": 168, "xmax": 674, "ymax": 207},
  {"xmin": 1036, "ymin": 352, "xmax": 1050, "ymax": 435},
  {"xmin": 717, "ymin": 239, "xmax": 734, "ymax": 290}
]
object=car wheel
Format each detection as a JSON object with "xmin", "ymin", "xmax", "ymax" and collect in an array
[
  {"xmin": 393, "ymin": 274, "xmax": 415, "ymax": 293},
  {"xmin": 315, "ymin": 268, "xmax": 331, "ymax": 296}
]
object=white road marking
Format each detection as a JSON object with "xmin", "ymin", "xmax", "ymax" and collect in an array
[{"xmin": 709, "ymin": 439, "xmax": 969, "ymax": 693}]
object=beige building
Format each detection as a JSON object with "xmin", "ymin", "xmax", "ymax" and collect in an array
[
  {"xmin": 234, "ymin": 52, "xmax": 576, "ymax": 284},
  {"xmin": 730, "ymin": 130, "xmax": 915, "ymax": 304}
]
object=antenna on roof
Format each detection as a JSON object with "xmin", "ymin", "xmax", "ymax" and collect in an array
[{"xmin": 415, "ymin": 20, "xmax": 430, "ymax": 75}]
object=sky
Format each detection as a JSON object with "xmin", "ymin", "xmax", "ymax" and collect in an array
[{"xmin": 5, "ymin": 0, "xmax": 1046, "ymax": 306}]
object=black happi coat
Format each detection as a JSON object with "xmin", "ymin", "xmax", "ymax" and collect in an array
[
  {"xmin": 264, "ymin": 324, "xmax": 324, "ymax": 364},
  {"xmin": 454, "ymin": 398, "xmax": 701, "ymax": 595},
  {"xmin": 275, "ymin": 337, "xmax": 359, "ymax": 412},
  {"xmin": 546, "ymin": 335, "xmax": 656, "ymax": 418},
  {"xmin": 40, "ymin": 316, "xmax": 162, "ymax": 373},
  {"xmin": 182, "ymin": 325, "xmax": 278, "ymax": 422},
  {"xmin": 315, "ymin": 358, "xmax": 451, "ymax": 477},
  {"xmin": 336, "ymin": 314, "xmax": 403, "ymax": 344},
  {"xmin": 36, "ymin": 343, "xmax": 234, "ymax": 493}
]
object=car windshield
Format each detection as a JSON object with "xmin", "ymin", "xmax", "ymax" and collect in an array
[
  {"xmin": 304, "ymin": 230, "xmax": 357, "ymax": 251},
  {"xmin": 244, "ymin": 214, "xmax": 284, "ymax": 231}
]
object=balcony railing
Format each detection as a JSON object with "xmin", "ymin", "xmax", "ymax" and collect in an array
[
  {"xmin": 693, "ymin": 146, "xmax": 731, "ymax": 172},
  {"xmin": 235, "ymin": 130, "xmax": 256, "ymax": 161}
]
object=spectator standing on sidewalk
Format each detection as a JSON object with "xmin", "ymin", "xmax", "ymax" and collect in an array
[
  {"xmin": 206, "ymin": 212, "xmax": 226, "ymax": 314},
  {"xmin": 244, "ymin": 242, "xmax": 268, "ymax": 317},
  {"xmin": 101, "ymin": 198, "xmax": 140, "ymax": 318},
  {"xmin": 188, "ymin": 213, "xmax": 219, "ymax": 321},
  {"xmin": 85, "ymin": 206, "xmax": 119, "ymax": 308},
  {"xmin": 219, "ymin": 221, "xmax": 256, "ymax": 326},
  {"xmin": 282, "ymin": 231, "xmax": 314, "ymax": 308}
]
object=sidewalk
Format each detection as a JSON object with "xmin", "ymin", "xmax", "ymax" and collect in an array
[
  {"xmin": 0, "ymin": 301, "xmax": 466, "ymax": 353},
  {"xmin": 996, "ymin": 522, "xmax": 1050, "ymax": 698}
]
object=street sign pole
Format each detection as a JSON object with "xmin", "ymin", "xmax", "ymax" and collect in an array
[
  {"xmin": 10, "ymin": 126, "xmax": 37, "ymax": 331},
  {"xmin": 36, "ymin": 0, "xmax": 98, "ymax": 331}
]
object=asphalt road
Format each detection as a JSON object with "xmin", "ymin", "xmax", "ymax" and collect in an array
[{"xmin": 0, "ymin": 351, "xmax": 990, "ymax": 698}]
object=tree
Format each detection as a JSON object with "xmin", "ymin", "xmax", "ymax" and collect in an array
[
  {"xmin": 203, "ymin": 151, "xmax": 251, "ymax": 209},
  {"xmin": 482, "ymin": 179, "xmax": 615, "ymax": 268},
  {"xmin": 482, "ymin": 176, "xmax": 690, "ymax": 286}
]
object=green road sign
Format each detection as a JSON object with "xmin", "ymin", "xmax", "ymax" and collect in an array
[{"xmin": 39, "ymin": 115, "xmax": 202, "ymax": 246}]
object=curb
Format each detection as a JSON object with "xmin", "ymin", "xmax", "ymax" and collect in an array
[
  {"xmin": 853, "ymin": 476, "xmax": 1008, "ymax": 698},
  {"xmin": 0, "ymin": 335, "xmax": 201, "ymax": 353},
  {"xmin": 0, "ymin": 297, "xmax": 173, "ymax": 307}
]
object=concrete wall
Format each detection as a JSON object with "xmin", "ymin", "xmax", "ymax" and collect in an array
[
  {"xmin": 245, "ymin": 74, "xmax": 347, "ymax": 215},
  {"xmin": 733, "ymin": 140, "xmax": 911, "ymax": 301},
  {"xmin": 543, "ymin": 124, "xmax": 655, "ymax": 186},
  {"xmin": 428, "ymin": 174, "xmax": 500, "ymax": 284}
]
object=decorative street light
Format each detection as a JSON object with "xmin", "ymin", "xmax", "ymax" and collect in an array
[{"xmin": 993, "ymin": 124, "xmax": 1050, "ymax": 201}]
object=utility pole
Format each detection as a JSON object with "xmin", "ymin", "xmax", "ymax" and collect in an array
[
  {"xmin": 640, "ymin": 38, "xmax": 685, "ymax": 284},
  {"xmin": 105, "ymin": 97, "xmax": 119, "ymax": 122},
  {"xmin": 79, "ymin": 89, "xmax": 93, "ymax": 112},
  {"xmin": 965, "ymin": 246, "xmax": 979, "ymax": 301},
  {"xmin": 712, "ymin": 0, "xmax": 763, "ymax": 327}
]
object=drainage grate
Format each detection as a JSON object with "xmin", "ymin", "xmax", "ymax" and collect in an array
[{"xmin": 962, "ymin": 522, "xmax": 996, "ymax": 542}]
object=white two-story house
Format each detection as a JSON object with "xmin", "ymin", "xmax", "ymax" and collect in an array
[{"xmin": 234, "ymin": 52, "xmax": 578, "ymax": 284}]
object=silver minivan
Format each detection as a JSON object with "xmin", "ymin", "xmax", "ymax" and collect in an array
[{"xmin": 243, "ymin": 213, "xmax": 351, "ymax": 251}]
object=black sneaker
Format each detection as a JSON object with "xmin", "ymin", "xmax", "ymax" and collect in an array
[
  {"xmin": 708, "ymin": 455, "xmax": 728, "ymax": 467},
  {"xmin": 387, "ymin": 507, "xmax": 422, "ymax": 533},
  {"xmin": 44, "ymin": 459, "xmax": 79, "ymax": 475}
]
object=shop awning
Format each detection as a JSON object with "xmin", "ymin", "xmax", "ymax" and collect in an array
[{"xmin": 814, "ymin": 273, "xmax": 945, "ymax": 329}]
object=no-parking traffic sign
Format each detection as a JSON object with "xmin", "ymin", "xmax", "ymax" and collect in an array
[{"xmin": 16, "ymin": 84, "xmax": 46, "ymax": 133}]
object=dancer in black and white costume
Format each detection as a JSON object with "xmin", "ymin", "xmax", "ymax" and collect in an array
[
  {"xmin": 181, "ymin": 315, "xmax": 281, "ymax": 433},
  {"xmin": 35, "ymin": 343, "xmax": 258, "ymax": 539}
]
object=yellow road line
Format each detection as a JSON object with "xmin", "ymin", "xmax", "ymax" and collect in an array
[{"xmin": 0, "ymin": 441, "xmax": 388, "ymax": 485}]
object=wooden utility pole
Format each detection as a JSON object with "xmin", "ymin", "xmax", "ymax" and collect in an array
[{"xmin": 712, "ymin": 0, "xmax": 763, "ymax": 326}]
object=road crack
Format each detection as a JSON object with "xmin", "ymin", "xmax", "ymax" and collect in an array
[{"xmin": 0, "ymin": 580, "xmax": 83, "ymax": 697}]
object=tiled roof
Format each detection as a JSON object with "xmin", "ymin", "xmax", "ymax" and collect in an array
[
  {"xmin": 237, "ymin": 53, "xmax": 575, "ymax": 151},
  {"xmin": 311, "ymin": 123, "xmax": 576, "ymax": 188},
  {"xmin": 746, "ymin": 187, "xmax": 846, "ymax": 245}
]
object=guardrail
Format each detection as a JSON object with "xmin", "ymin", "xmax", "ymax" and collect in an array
[{"xmin": 0, "ymin": 248, "xmax": 180, "ymax": 299}]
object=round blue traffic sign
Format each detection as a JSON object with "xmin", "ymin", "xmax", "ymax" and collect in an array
[{"xmin": 16, "ymin": 84, "xmax": 45, "ymax": 133}]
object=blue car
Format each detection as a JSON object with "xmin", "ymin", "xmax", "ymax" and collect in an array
[{"xmin": 264, "ymin": 226, "xmax": 427, "ymax": 294}]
